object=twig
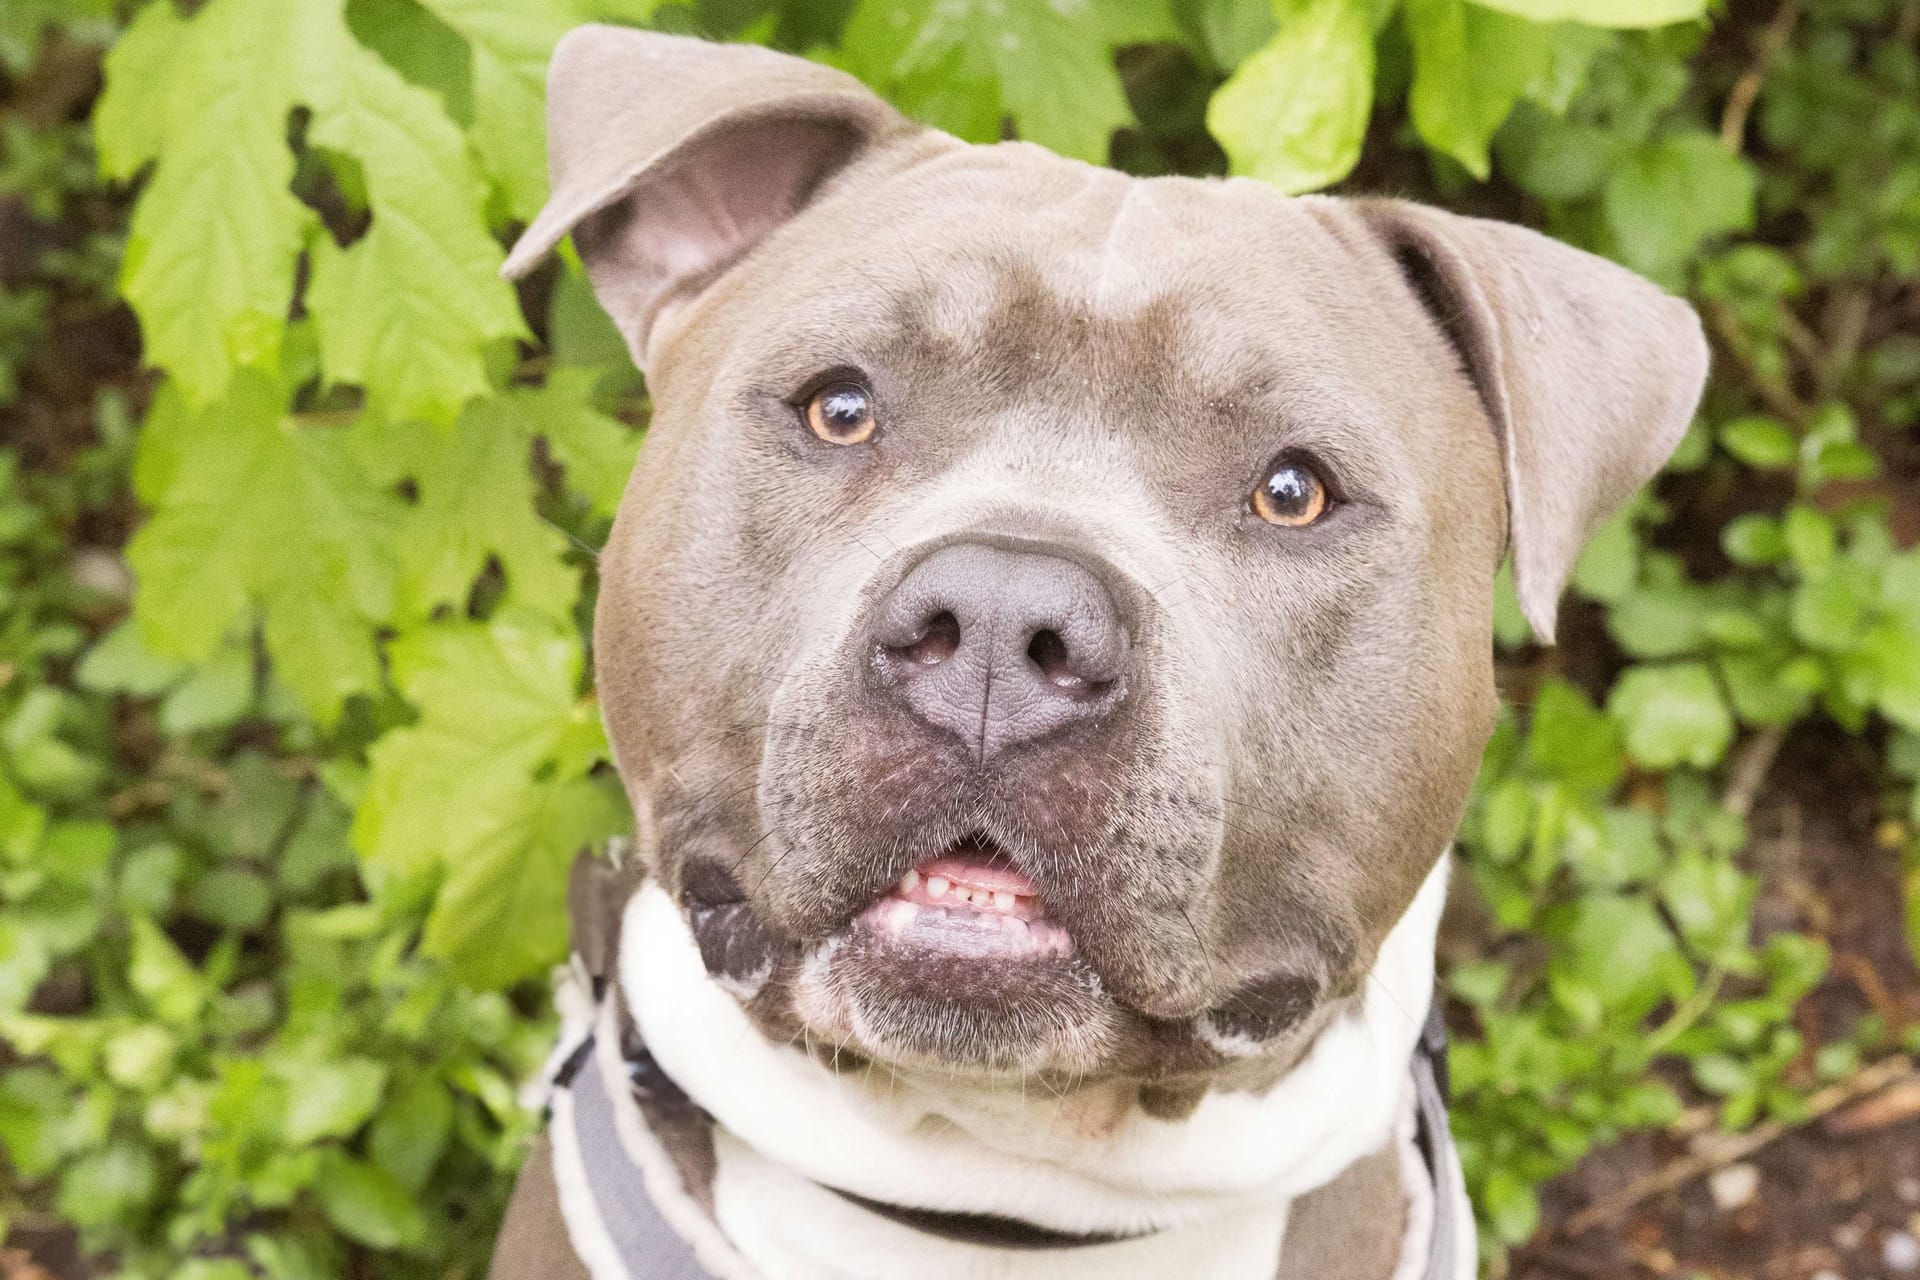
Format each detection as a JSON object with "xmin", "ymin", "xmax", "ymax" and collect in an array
[
  {"xmin": 1641, "ymin": 965, "xmax": 1727, "ymax": 1060},
  {"xmin": 1817, "ymin": 286, "xmax": 1874, "ymax": 398},
  {"xmin": 1721, "ymin": 725, "xmax": 1788, "ymax": 819},
  {"xmin": 1704, "ymin": 301, "xmax": 1814, "ymax": 425},
  {"xmin": 1832, "ymin": 950, "xmax": 1915, "ymax": 1034},
  {"xmin": 1720, "ymin": 0, "xmax": 1804, "ymax": 152},
  {"xmin": 1560, "ymin": 1054, "xmax": 1916, "ymax": 1237}
]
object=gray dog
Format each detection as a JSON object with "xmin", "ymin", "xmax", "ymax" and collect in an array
[{"xmin": 486, "ymin": 26, "xmax": 1707, "ymax": 1280}]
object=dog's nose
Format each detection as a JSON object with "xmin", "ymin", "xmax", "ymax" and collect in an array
[{"xmin": 871, "ymin": 542, "xmax": 1129, "ymax": 760}]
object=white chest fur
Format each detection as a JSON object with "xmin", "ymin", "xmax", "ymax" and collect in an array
[{"xmin": 618, "ymin": 857, "xmax": 1453, "ymax": 1280}]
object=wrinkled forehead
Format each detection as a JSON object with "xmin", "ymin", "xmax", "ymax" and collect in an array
[{"xmin": 722, "ymin": 147, "xmax": 1449, "ymax": 447}]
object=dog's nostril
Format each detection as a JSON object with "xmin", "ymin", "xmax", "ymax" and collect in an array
[
  {"xmin": 868, "ymin": 542, "xmax": 1128, "ymax": 755},
  {"xmin": 891, "ymin": 611, "xmax": 960, "ymax": 666},
  {"xmin": 1026, "ymin": 629, "xmax": 1082, "ymax": 689}
]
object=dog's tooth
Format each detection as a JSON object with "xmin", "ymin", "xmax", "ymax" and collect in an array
[
  {"xmin": 993, "ymin": 890, "xmax": 1016, "ymax": 912},
  {"xmin": 972, "ymin": 888, "xmax": 995, "ymax": 908},
  {"xmin": 900, "ymin": 869, "xmax": 920, "ymax": 894},
  {"xmin": 926, "ymin": 875, "xmax": 950, "ymax": 899}
]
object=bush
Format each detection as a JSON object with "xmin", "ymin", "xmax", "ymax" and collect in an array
[{"xmin": 1, "ymin": 0, "xmax": 1916, "ymax": 1274}]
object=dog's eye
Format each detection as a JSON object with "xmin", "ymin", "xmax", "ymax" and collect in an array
[
  {"xmin": 1252, "ymin": 460, "xmax": 1330, "ymax": 527},
  {"xmin": 803, "ymin": 381, "xmax": 878, "ymax": 445}
]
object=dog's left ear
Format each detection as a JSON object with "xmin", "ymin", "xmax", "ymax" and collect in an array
[
  {"xmin": 503, "ymin": 27, "xmax": 920, "ymax": 370},
  {"xmin": 1343, "ymin": 199, "xmax": 1709, "ymax": 643}
]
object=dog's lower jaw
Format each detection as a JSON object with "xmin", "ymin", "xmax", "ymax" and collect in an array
[{"xmin": 618, "ymin": 854, "xmax": 1457, "ymax": 1279}]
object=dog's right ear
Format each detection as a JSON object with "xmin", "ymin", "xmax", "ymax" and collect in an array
[{"xmin": 502, "ymin": 28, "xmax": 917, "ymax": 371}]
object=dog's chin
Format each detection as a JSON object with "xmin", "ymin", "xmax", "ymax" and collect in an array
[{"xmin": 789, "ymin": 859, "xmax": 1125, "ymax": 1079}]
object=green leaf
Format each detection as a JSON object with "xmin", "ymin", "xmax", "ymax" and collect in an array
[
  {"xmin": 281, "ymin": 1056, "xmax": 388, "ymax": 1145},
  {"xmin": 1791, "ymin": 569, "xmax": 1869, "ymax": 650},
  {"xmin": 1718, "ymin": 414, "xmax": 1797, "ymax": 468},
  {"xmin": 1471, "ymin": 0, "xmax": 1706, "ymax": 27},
  {"xmin": 75, "ymin": 621, "xmax": 189, "ymax": 697},
  {"xmin": 188, "ymin": 867, "xmax": 274, "ymax": 931},
  {"xmin": 314, "ymin": 1149, "xmax": 427, "ymax": 1249},
  {"xmin": 514, "ymin": 371, "xmax": 643, "ymax": 518},
  {"xmin": 1863, "ymin": 624, "xmax": 1920, "ymax": 732},
  {"xmin": 1571, "ymin": 508, "xmax": 1639, "ymax": 604},
  {"xmin": 1661, "ymin": 848, "xmax": 1755, "ymax": 968},
  {"xmin": 1491, "ymin": 560, "xmax": 1532, "ymax": 647},
  {"xmin": 1783, "ymin": 505, "xmax": 1837, "ymax": 574},
  {"xmin": 370, "ymin": 1075, "xmax": 454, "ymax": 1192},
  {"xmin": 1526, "ymin": 679, "xmax": 1624, "ymax": 793},
  {"xmin": 1569, "ymin": 806, "xmax": 1663, "ymax": 889},
  {"xmin": 1607, "ymin": 583, "xmax": 1711, "ymax": 659},
  {"xmin": 414, "ymin": 0, "xmax": 576, "ymax": 222},
  {"xmin": 1718, "ymin": 651, "xmax": 1814, "ymax": 726},
  {"xmin": 1180, "ymin": 0, "xmax": 1278, "ymax": 70},
  {"xmin": 1690, "ymin": 1051, "xmax": 1749, "ymax": 1095},
  {"xmin": 1607, "ymin": 662, "xmax": 1735, "ymax": 769},
  {"xmin": 1479, "ymin": 777, "xmax": 1533, "ymax": 861},
  {"xmin": 386, "ymin": 401, "xmax": 579, "ymax": 625},
  {"xmin": 1404, "ymin": 0, "xmax": 1550, "ymax": 179},
  {"xmin": 128, "ymin": 916, "xmax": 207, "ymax": 1025},
  {"xmin": 0, "ymin": 921, "xmax": 51, "ymax": 1014},
  {"xmin": 1544, "ymin": 893, "xmax": 1692, "ymax": 1026},
  {"xmin": 0, "ymin": 1069, "xmax": 76, "ymax": 1179},
  {"xmin": 353, "ymin": 613, "xmax": 615, "ymax": 983},
  {"xmin": 58, "ymin": 1141, "xmax": 160, "ymax": 1229},
  {"xmin": 126, "ymin": 375, "xmax": 400, "ymax": 725},
  {"xmin": 94, "ymin": 0, "xmax": 314, "ymax": 401},
  {"xmin": 842, "ymin": 0, "xmax": 1133, "ymax": 163},
  {"xmin": 1496, "ymin": 103, "xmax": 1622, "ymax": 203},
  {"xmin": 288, "ymin": 0, "xmax": 525, "ymax": 424},
  {"xmin": 1603, "ymin": 132, "xmax": 1757, "ymax": 286},
  {"xmin": 247, "ymin": 1230, "xmax": 339, "ymax": 1280},
  {"xmin": 1480, "ymin": 1167, "xmax": 1540, "ymax": 1244},
  {"xmin": 423, "ymin": 774, "xmax": 627, "ymax": 985},
  {"xmin": 1207, "ymin": 0, "xmax": 1373, "ymax": 194},
  {"xmin": 1721, "ymin": 514, "xmax": 1786, "ymax": 567},
  {"xmin": 100, "ymin": 1025, "xmax": 175, "ymax": 1093},
  {"xmin": 546, "ymin": 264, "xmax": 633, "ymax": 371},
  {"xmin": 159, "ymin": 640, "xmax": 256, "ymax": 736}
]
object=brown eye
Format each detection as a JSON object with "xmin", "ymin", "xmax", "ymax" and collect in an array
[
  {"xmin": 803, "ymin": 381, "xmax": 877, "ymax": 445},
  {"xmin": 1252, "ymin": 461, "xmax": 1329, "ymax": 526}
]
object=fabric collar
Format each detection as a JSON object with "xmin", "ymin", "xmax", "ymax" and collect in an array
[{"xmin": 543, "ymin": 981, "xmax": 1466, "ymax": 1279}]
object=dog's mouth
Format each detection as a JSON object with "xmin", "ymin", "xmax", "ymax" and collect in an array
[
  {"xmin": 854, "ymin": 835, "xmax": 1075, "ymax": 961},
  {"xmin": 787, "ymin": 832, "xmax": 1113, "ymax": 1075}
]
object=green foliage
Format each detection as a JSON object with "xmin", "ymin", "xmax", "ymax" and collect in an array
[
  {"xmin": 2, "ymin": 440, "xmax": 549, "ymax": 1276},
  {"xmin": 1, "ymin": 0, "xmax": 1917, "ymax": 1274},
  {"xmin": 1208, "ymin": 0, "xmax": 1375, "ymax": 193}
]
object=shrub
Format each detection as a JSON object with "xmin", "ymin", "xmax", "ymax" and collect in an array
[{"xmin": 1, "ymin": 0, "xmax": 1916, "ymax": 1273}]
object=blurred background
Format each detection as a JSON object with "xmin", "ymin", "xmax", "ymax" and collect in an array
[{"xmin": 1, "ymin": 0, "xmax": 1917, "ymax": 1276}]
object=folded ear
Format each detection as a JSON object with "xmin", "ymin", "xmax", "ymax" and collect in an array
[
  {"xmin": 503, "ymin": 28, "xmax": 917, "ymax": 369},
  {"xmin": 1348, "ymin": 200, "xmax": 1709, "ymax": 643}
]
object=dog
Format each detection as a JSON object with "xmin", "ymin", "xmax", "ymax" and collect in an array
[{"xmin": 485, "ymin": 26, "xmax": 1707, "ymax": 1280}]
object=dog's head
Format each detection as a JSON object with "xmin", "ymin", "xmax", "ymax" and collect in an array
[{"xmin": 507, "ymin": 30, "xmax": 1706, "ymax": 1095}]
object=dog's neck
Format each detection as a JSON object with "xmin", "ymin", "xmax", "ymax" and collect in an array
[{"xmin": 618, "ymin": 858, "xmax": 1450, "ymax": 1280}]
